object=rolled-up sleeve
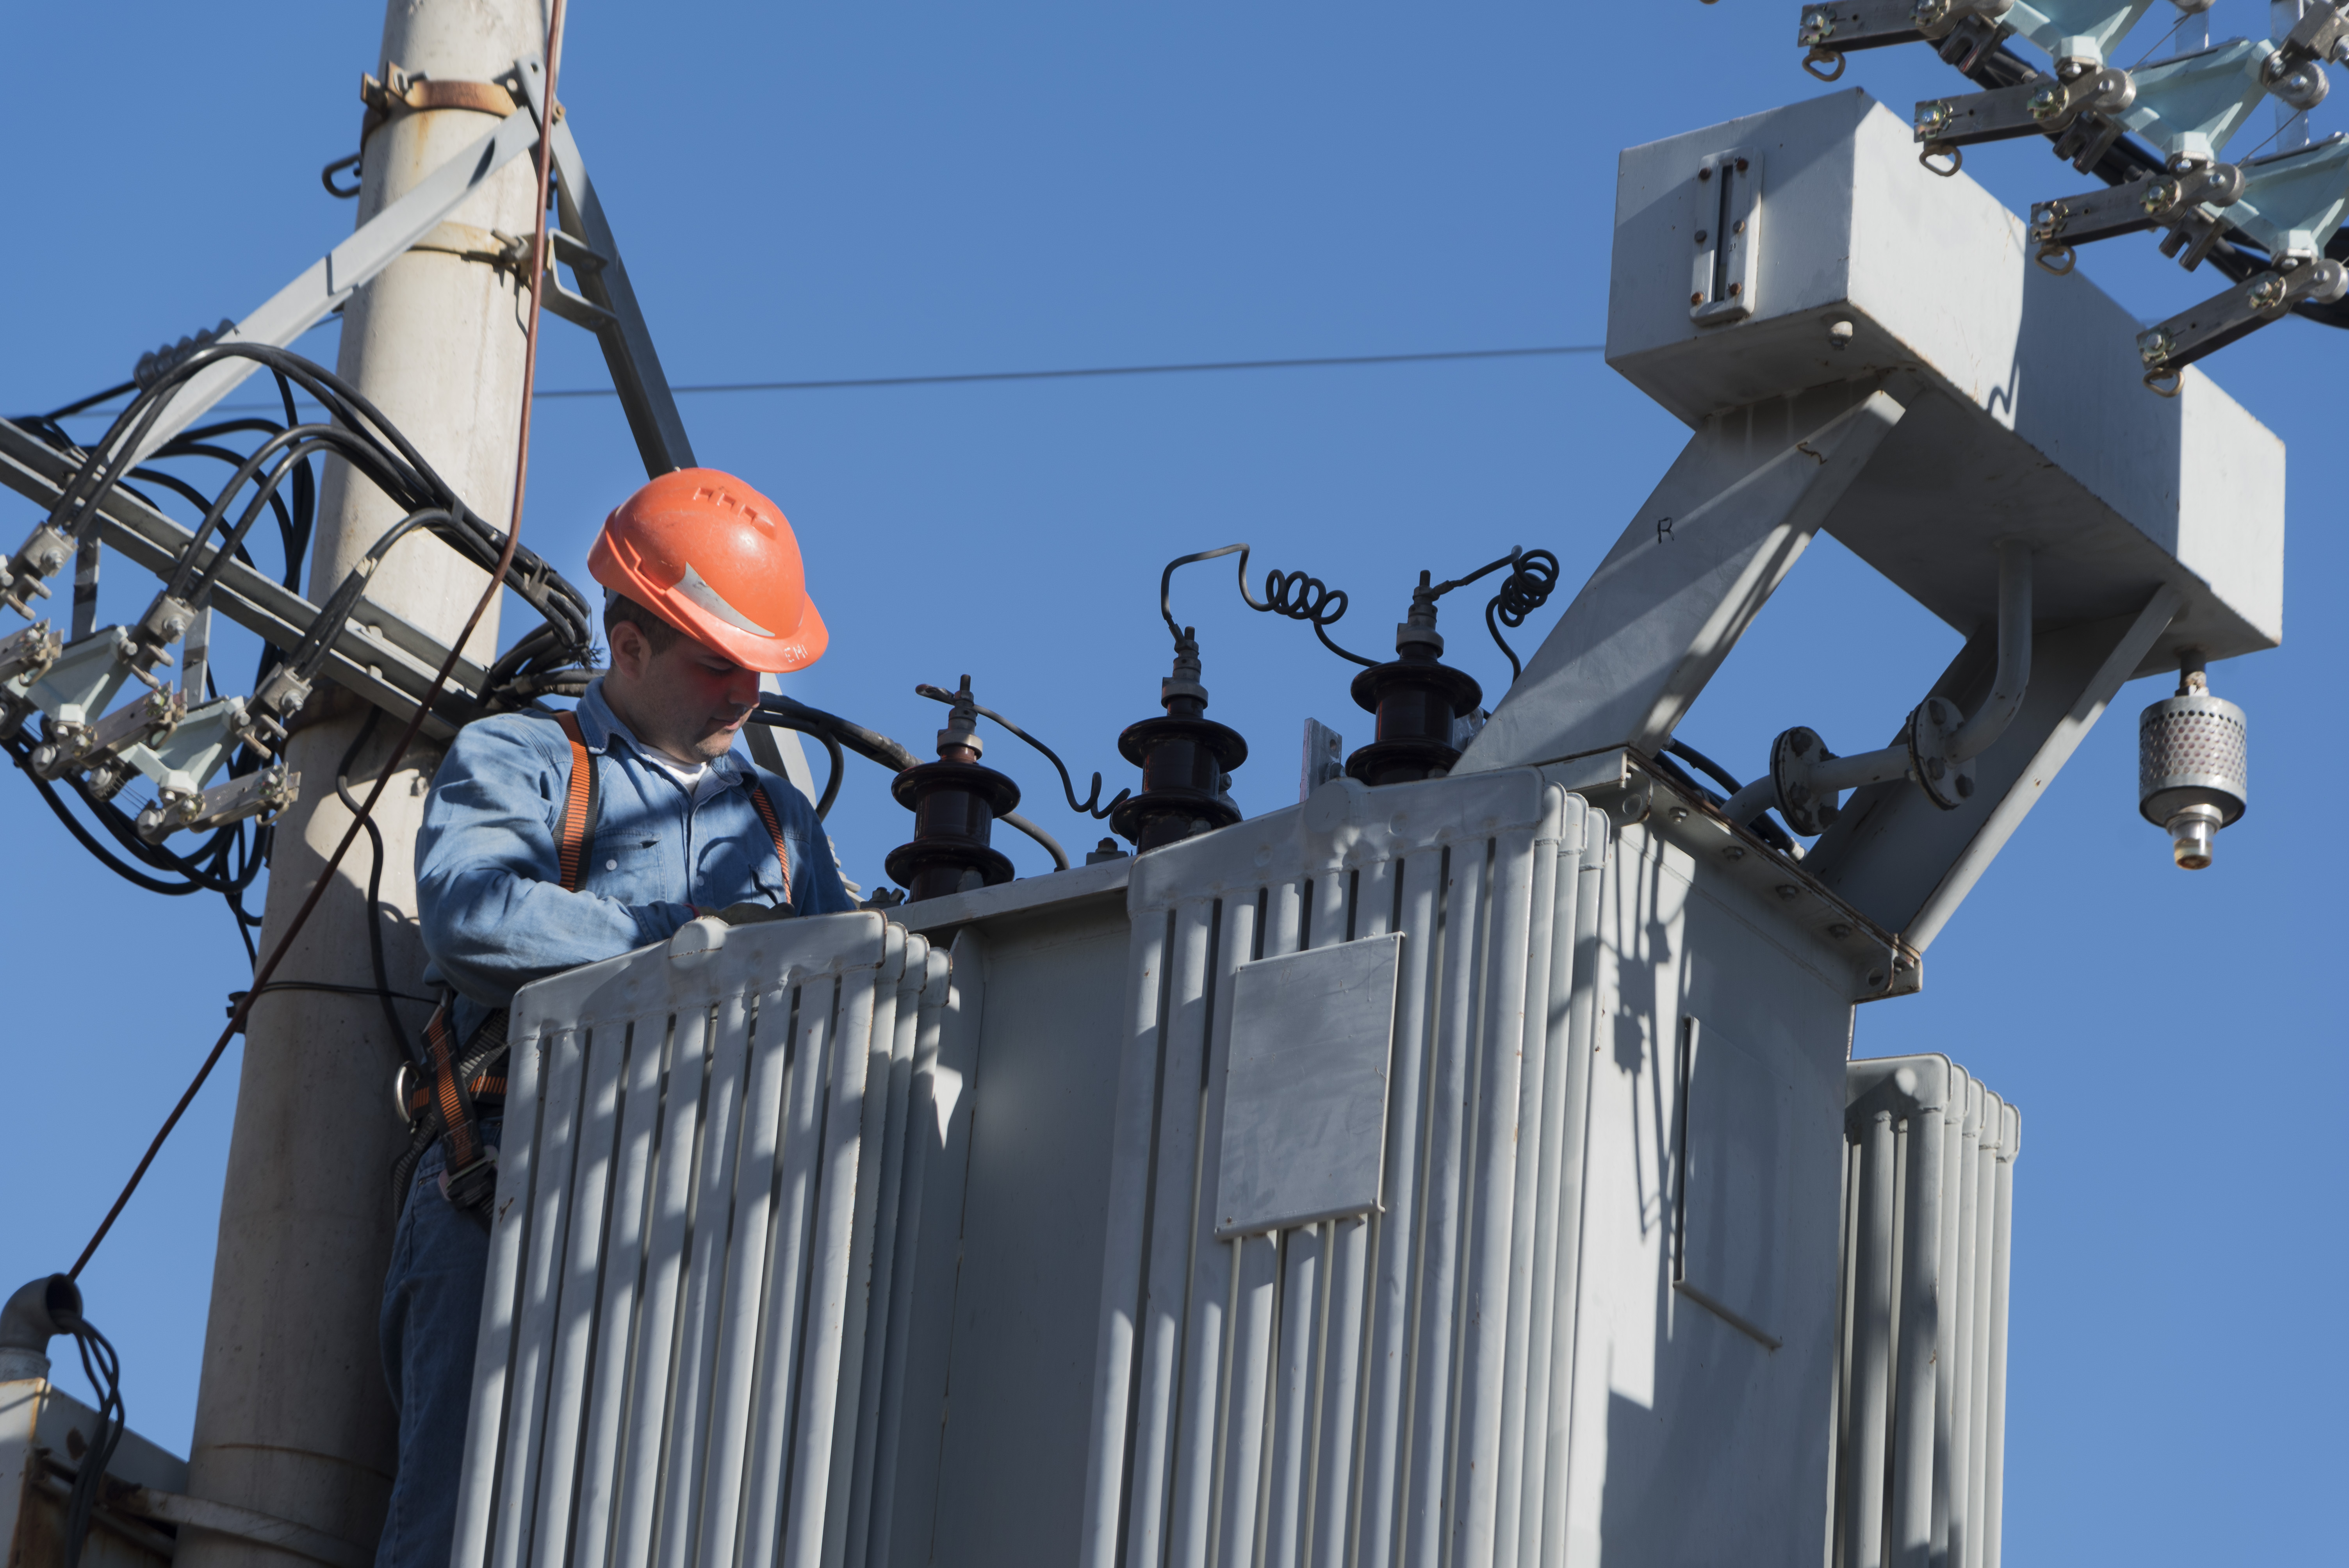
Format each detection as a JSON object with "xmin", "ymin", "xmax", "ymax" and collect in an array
[{"xmin": 417, "ymin": 720, "xmax": 695, "ymax": 1009}]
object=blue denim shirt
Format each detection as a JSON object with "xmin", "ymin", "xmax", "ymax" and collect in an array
[{"xmin": 415, "ymin": 679, "xmax": 852, "ymax": 1041}]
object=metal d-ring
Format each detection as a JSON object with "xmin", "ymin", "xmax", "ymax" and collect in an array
[
  {"xmin": 1919, "ymin": 142, "xmax": 1962, "ymax": 178},
  {"xmin": 2034, "ymin": 243, "xmax": 2076, "ymax": 276},
  {"xmin": 321, "ymin": 151, "xmax": 364, "ymax": 198},
  {"xmin": 2143, "ymin": 368, "xmax": 2182, "ymax": 398},
  {"xmin": 1803, "ymin": 48, "xmax": 1846, "ymax": 82}
]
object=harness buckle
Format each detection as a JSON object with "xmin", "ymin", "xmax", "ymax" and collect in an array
[{"xmin": 439, "ymin": 1145, "xmax": 500, "ymax": 1212}]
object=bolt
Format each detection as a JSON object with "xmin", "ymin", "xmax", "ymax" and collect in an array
[
  {"xmin": 1728, "ymin": 282, "xmax": 1742, "ymax": 297},
  {"xmin": 1691, "ymin": 291, "xmax": 1705, "ymax": 305},
  {"xmin": 1695, "ymin": 230, "xmax": 1708, "ymax": 244},
  {"xmin": 1698, "ymin": 167, "xmax": 1713, "ymax": 182},
  {"xmin": 1776, "ymin": 884, "xmax": 1800, "ymax": 900},
  {"xmin": 1829, "ymin": 922, "xmax": 1853, "ymax": 939},
  {"xmin": 1722, "ymin": 845, "xmax": 1746, "ymax": 861}
]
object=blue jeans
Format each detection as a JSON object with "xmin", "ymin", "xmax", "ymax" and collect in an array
[{"xmin": 375, "ymin": 1117, "xmax": 499, "ymax": 1568}]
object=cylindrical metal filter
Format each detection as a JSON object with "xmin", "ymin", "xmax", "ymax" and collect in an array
[{"xmin": 2137, "ymin": 690, "xmax": 2246, "ymax": 869}]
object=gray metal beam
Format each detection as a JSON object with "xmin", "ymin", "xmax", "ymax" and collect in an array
[
  {"xmin": 544, "ymin": 119, "xmax": 699, "ymax": 474},
  {"xmin": 1458, "ymin": 386, "xmax": 1904, "ymax": 773},
  {"xmin": 1802, "ymin": 585, "xmax": 2181, "ymax": 948},
  {"xmin": 124, "ymin": 59, "xmax": 549, "ymax": 463}
]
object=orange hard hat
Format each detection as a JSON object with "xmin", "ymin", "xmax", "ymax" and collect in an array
[{"xmin": 586, "ymin": 468, "xmax": 828, "ymax": 674}]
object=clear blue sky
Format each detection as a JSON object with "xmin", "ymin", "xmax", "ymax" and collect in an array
[{"xmin": 2, "ymin": 5, "xmax": 2339, "ymax": 1561}]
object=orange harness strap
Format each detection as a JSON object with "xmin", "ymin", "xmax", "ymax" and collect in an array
[
  {"xmin": 744, "ymin": 781, "xmax": 792, "ymax": 908},
  {"xmin": 552, "ymin": 710, "xmax": 597, "ymax": 892}
]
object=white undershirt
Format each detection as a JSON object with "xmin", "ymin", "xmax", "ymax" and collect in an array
[{"xmin": 630, "ymin": 742, "xmax": 732, "ymax": 804}]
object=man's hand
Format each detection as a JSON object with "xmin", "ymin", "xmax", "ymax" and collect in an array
[{"xmin": 709, "ymin": 901, "xmax": 793, "ymax": 926}]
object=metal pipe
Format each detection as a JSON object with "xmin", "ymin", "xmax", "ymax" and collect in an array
[
  {"xmin": 1981, "ymin": 1106, "xmax": 2019, "ymax": 1568},
  {"xmin": 1537, "ymin": 811, "xmax": 1608, "ymax": 1564},
  {"xmin": 1166, "ymin": 893, "xmax": 1258, "ymax": 1568},
  {"xmin": 1720, "ymin": 774, "xmax": 1777, "ymax": 827},
  {"xmin": 1950, "ymin": 541, "xmax": 2032, "ymax": 763},
  {"xmin": 1942, "ymin": 1076, "xmax": 1982, "ymax": 1565},
  {"xmin": 1310, "ymin": 862, "xmax": 1393, "ymax": 1568},
  {"xmin": 1297, "ymin": 866, "xmax": 1362, "ymax": 1568},
  {"xmin": 1890, "ymin": 1080, "xmax": 1947, "ymax": 1568},
  {"xmin": 1452, "ymin": 825, "xmax": 1547, "ymax": 1564},
  {"xmin": 1109, "ymin": 904, "xmax": 1211, "ymax": 1568},
  {"xmin": 1964, "ymin": 1095, "xmax": 2003, "ymax": 1568},
  {"xmin": 1263, "ymin": 1229, "xmax": 1324, "ymax": 1567},
  {"xmin": 1400, "ymin": 846, "xmax": 1490, "ymax": 1564},
  {"xmin": 1493, "ymin": 822, "xmax": 1566, "ymax": 1567},
  {"xmin": 1812, "ymin": 744, "xmax": 1912, "ymax": 795},
  {"xmin": 1352, "ymin": 853, "xmax": 1446, "ymax": 1565},
  {"xmin": 1848, "ymin": 1110, "xmax": 1898, "ymax": 1568}
]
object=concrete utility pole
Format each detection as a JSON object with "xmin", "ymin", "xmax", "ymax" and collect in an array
[{"xmin": 180, "ymin": 1, "xmax": 548, "ymax": 1561}]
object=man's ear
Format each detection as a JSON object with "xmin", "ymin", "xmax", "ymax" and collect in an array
[{"xmin": 607, "ymin": 618, "xmax": 647, "ymax": 680}]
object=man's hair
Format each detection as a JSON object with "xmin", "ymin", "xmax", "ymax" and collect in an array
[{"xmin": 603, "ymin": 590, "xmax": 683, "ymax": 655}]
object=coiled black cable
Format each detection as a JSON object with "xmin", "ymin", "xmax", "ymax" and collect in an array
[
  {"xmin": 1480, "ymin": 548, "xmax": 1559, "ymax": 681},
  {"xmin": 1158, "ymin": 542, "xmax": 1379, "ymax": 666}
]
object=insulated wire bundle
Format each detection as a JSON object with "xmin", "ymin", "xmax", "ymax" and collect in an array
[{"xmin": 5, "ymin": 344, "xmax": 597, "ymax": 977}]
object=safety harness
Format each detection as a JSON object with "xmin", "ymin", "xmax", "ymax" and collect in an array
[{"xmin": 392, "ymin": 711, "xmax": 791, "ymax": 1217}]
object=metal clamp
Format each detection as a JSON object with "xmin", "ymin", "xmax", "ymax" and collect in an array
[{"xmin": 2137, "ymin": 257, "xmax": 2349, "ymax": 393}]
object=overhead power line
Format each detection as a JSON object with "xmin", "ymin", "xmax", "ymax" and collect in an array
[{"xmin": 37, "ymin": 342, "xmax": 1606, "ymax": 421}]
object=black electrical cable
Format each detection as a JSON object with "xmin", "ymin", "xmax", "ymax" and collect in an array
[
  {"xmin": 335, "ymin": 706, "xmax": 419, "ymax": 1060},
  {"xmin": 1483, "ymin": 549, "xmax": 1560, "ymax": 681},
  {"xmin": 1653, "ymin": 739, "xmax": 1799, "ymax": 855},
  {"xmin": 915, "ymin": 681, "xmax": 1129, "ymax": 820},
  {"xmin": 6, "ymin": 342, "xmax": 596, "ymax": 962},
  {"xmin": 46, "ymin": 344, "xmax": 1616, "ymax": 424},
  {"xmin": 227, "ymin": 980, "xmax": 437, "ymax": 1023},
  {"xmin": 6, "ymin": 390, "xmax": 315, "ymax": 944},
  {"xmin": 1663, "ymin": 737, "xmax": 1744, "ymax": 798},
  {"xmin": 52, "ymin": 1302, "xmax": 123, "ymax": 1568},
  {"xmin": 1160, "ymin": 542, "xmax": 1381, "ymax": 667}
]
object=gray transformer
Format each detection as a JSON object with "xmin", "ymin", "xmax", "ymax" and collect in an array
[{"xmin": 455, "ymin": 85, "xmax": 2283, "ymax": 1568}]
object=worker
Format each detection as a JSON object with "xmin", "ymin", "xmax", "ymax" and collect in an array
[{"xmin": 374, "ymin": 469, "xmax": 854, "ymax": 1568}]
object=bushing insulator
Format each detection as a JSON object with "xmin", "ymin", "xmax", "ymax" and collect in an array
[
  {"xmin": 885, "ymin": 758, "xmax": 1020, "ymax": 901},
  {"xmin": 1112, "ymin": 713, "xmax": 1248, "ymax": 852},
  {"xmin": 1345, "ymin": 658, "xmax": 1483, "ymax": 787}
]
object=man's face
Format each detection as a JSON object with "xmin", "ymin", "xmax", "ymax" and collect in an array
[{"xmin": 604, "ymin": 618, "xmax": 761, "ymax": 764}]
